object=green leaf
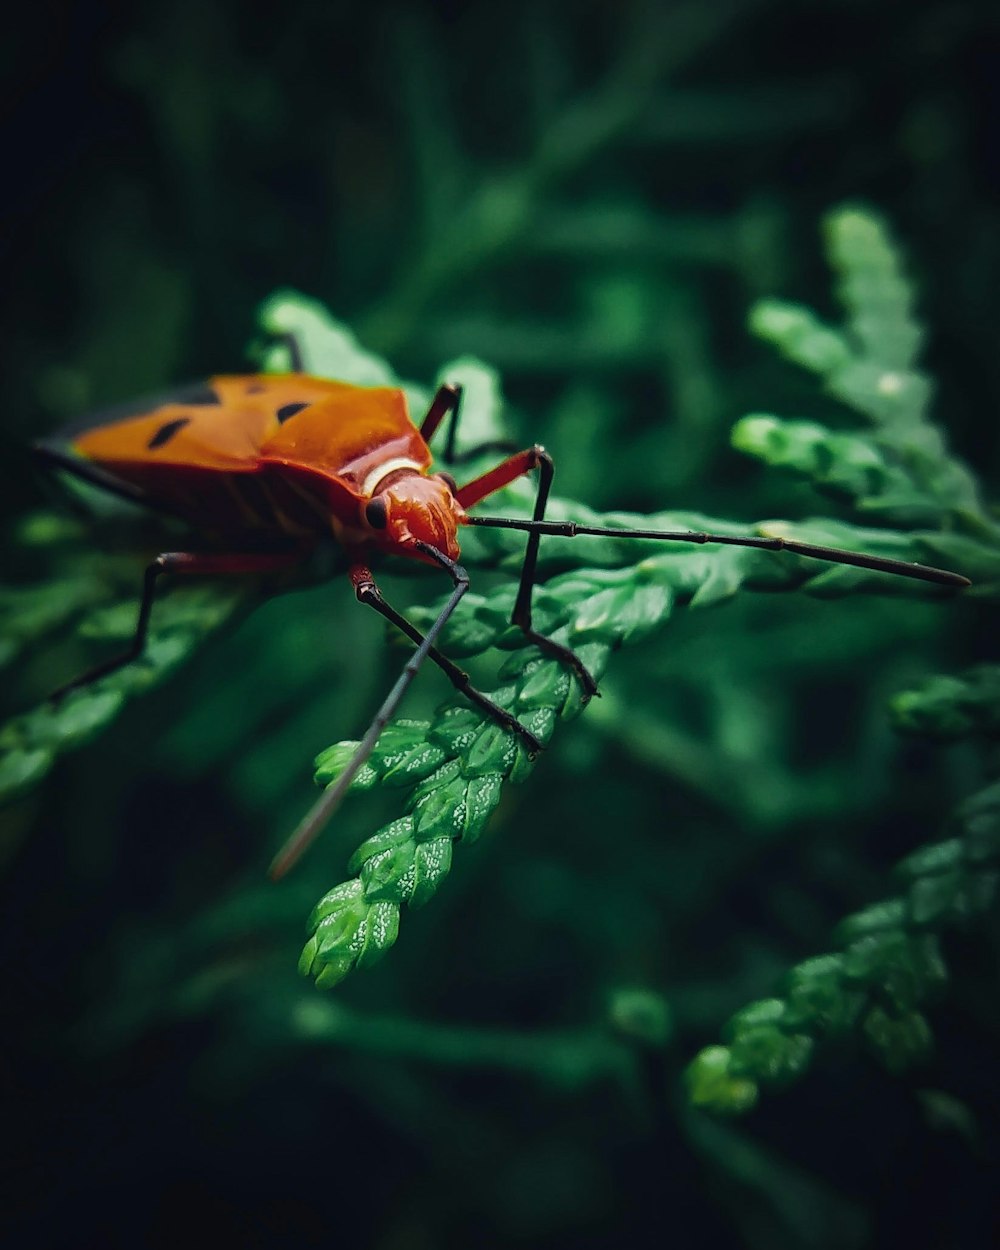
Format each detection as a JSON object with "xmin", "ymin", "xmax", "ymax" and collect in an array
[
  {"xmin": 783, "ymin": 957, "xmax": 863, "ymax": 1036},
  {"xmin": 863, "ymin": 1007, "xmax": 933, "ymax": 1074},
  {"xmin": 749, "ymin": 300, "xmax": 852, "ymax": 375},
  {"xmin": 729, "ymin": 1025, "xmax": 814, "ymax": 1085},
  {"xmin": 258, "ymin": 290, "xmax": 398, "ymax": 387},
  {"xmin": 890, "ymin": 668, "xmax": 1000, "ymax": 740},
  {"xmin": 409, "ymin": 838, "xmax": 454, "ymax": 908},
  {"xmin": 685, "ymin": 207, "xmax": 999, "ymax": 1113},
  {"xmin": 686, "ymin": 1047, "xmax": 759, "ymax": 1114},
  {"xmin": 824, "ymin": 206, "xmax": 923, "ymax": 370},
  {"xmin": 0, "ymin": 747, "xmax": 53, "ymax": 803},
  {"xmin": 607, "ymin": 988, "xmax": 672, "ymax": 1047}
]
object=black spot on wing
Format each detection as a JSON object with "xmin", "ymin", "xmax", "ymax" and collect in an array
[
  {"xmin": 147, "ymin": 417, "xmax": 192, "ymax": 450},
  {"xmin": 276, "ymin": 401, "xmax": 309, "ymax": 424},
  {"xmin": 50, "ymin": 379, "xmax": 222, "ymax": 441}
]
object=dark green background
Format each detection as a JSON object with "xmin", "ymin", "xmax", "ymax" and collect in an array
[{"xmin": 2, "ymin": 2, "xmax": 998, "ymax": 1247}]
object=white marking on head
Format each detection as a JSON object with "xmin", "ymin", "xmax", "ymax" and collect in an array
[{"xmin": 362, "ymin": 458, "xmax": 424, "ymax": 497}]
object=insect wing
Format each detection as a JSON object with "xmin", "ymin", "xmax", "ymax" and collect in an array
[{"xmin": 68, "ymin": 375, "xmax": 357, "ymax": 473}]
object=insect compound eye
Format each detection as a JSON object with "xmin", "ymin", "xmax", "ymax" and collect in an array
[
  {"xmin": 365, "ymin": 497, "xmax": 388, "ymax": 530},
  {"xmin": 438, "ymin": 472, "xmax": 457, "ymax": 494}
]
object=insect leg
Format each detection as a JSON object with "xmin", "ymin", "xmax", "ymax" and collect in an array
[
  {"xmin": 50, "ymin": 548, "xmax": 305, "ymax": 701},
  {"xmin": 419, "ymin": 384, "xmax": 517, "ymax": 465},
  {"xmin": 418, "ymin": 384, "xmax": 461, "ymax": 446},
  {"xmin": 456, "ymin": 448, "xmax": 599, "ymax": 698},
  {"xmin": 270, "ymin": 542, "xmax": 541, "ymax": 878},
  {"xmin": 267, "ymin": 331, "xmax": 306, "ymax": 372},
  {"xmin": 349, "ymin": 561, "xmax": 543, "ymax": 754}
]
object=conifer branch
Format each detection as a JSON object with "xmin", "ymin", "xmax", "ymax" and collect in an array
[{"xmin": 686, "ymin": 207, "xmax": 998, "ymax": 1112}]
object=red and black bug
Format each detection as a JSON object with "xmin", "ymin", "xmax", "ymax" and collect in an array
[{"xmin": 35, "ymin": 334, "xmax": 970, "ymax": 878}]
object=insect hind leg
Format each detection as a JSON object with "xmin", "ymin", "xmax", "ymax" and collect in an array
[
  {"xmin": 418, "ymin": 383, "xmax": 517, "ymax": 465},
  {"xmin": 50, "ymin": 548, "xmax": 304, "ymax": 702},
  {"xmin": 265, "ymin": 331, "xmax": 306, "ymax": 373}
]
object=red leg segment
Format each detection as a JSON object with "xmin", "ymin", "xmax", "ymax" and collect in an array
[
  {"xmin": 418, "ymin": 384, "xmax": 462, "ymax": 447},
  {"xmin": 420, "ymin": 384, "xmax": 518, "ymax": 465},
  {"xmin": 455, "ymin": 446, "xmax": 543, "ymax": 508}
]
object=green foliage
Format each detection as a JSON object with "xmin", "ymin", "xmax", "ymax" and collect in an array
[
  {"xmin": 6, "ymin": 4, "xmax": 999, "ymax": 1244},
  {"xmin": 734, "ymin": 209, "xmax": 995, "ymax": 542},
  {"xmin": 0, "ymin": 510, "xmax": 248, "ymax": 802},
  {"xmin": 5, "ymin": 213, "xmax": 990, "ymax": 1025},
  {"xmin": 6, "ymin": 276, "xmax": 980, "ymax": 1001},
  {"xmin": 687, "ymin": 207, "xmax": 999, "ymax": 1113},
  {"xmin": 296, "ymin": 503, "xmax": 959, "ymax": 988},
  {"xmin": 689, "ymin": 777, "xmax": 1000, "ymax": 1111},
  {"xmin": 890, "ymin": 666, "xmax": 1000, "ymax": 740},
  {"xmin": 293, "ymin": 209, "xmax": 996, "ymax": 998}
]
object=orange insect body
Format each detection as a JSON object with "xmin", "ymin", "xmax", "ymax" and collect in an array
[{"xmin": 70, "ymin": 375, "xmax": 465, "ymax": 564}]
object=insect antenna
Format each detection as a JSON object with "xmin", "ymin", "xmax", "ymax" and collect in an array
[
  {"xmin": 465, "ymin": 516, "xmax": 971, "ymax": 588},
  {"xmin": 268, "ymin": 544, "xmax": 471, "ymax": 880}
]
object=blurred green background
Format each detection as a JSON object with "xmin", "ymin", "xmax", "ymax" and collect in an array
[{"xmin": 2, "ymin": 1, "xmax": 998, "ymax": 1247}]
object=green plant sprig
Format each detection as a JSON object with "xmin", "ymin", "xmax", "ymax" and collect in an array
[
  {"xmin": 685, "ymin": 775, "xmax": 1000, "ymax": 1114},
  {"xmin": 0, "ymin": 509, "xmax": 250, "ymax": 804},
  {"xmin": 683, "ymin": 205, "xmax": 998, "ymax": 1114},
  {"xmin": 298, "ymin": 520, "xmax": 967, "ymax": 991},
  {"xmin": 890, "ymin": 665, "xmax": 1000, "ymax": 740},
  {"xmin": 732, "ymin": 207, "xmax": 998, "ymax": 554},
  {"xmin": 5, "ymin": 287, "xmax": 976, "ymax": 992}
]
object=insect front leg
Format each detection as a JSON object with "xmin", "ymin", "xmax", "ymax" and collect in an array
[
  {"xmin": 50, "ymin": 548, "xmax": 305, "ymax": 701},
  {"xmin": 455, "ymin": 448, "xmax": 599, "ymax": 699},
  {"xmin": 349, "ymin": 560, "xmax": 542, "ymax": 755}
]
